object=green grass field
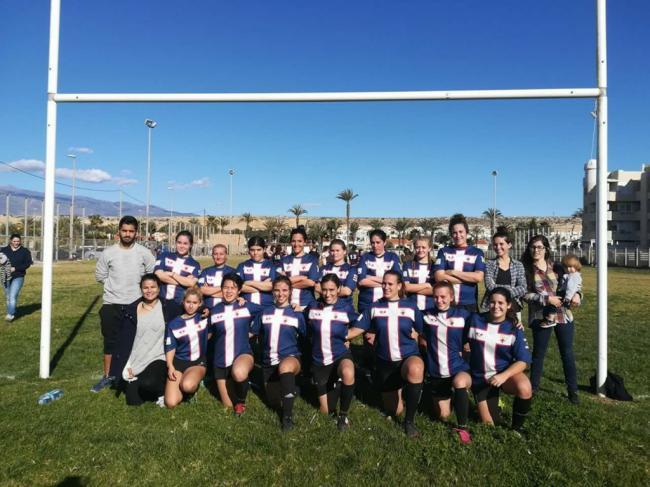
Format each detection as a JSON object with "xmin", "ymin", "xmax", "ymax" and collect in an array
[{"xmin": 0, "ymin": 260, "xmax": 648, "ymax": 486}]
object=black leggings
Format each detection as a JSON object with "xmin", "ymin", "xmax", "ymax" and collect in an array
[{"xmin": 125, "ymin": 360, "xmax": 167, "ymax": 406}]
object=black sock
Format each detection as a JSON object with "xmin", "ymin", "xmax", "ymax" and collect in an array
[
  {"xmin": 453, "ymin": 388, "xmax": 469, "ymax": 428},
  {"xmin": 279, "ymin": 373, "xmax": 296, "ymax": 419},
  {"xmin": 233, "ymin": 380, "xmax": 249, "ymax": 405},
  {"xmin": 404, "ymin": 382, "xmax": 423, "ymax": 424},
  {"xmin": 512, "ymin": 397, "xmax": 531, "ymax": 431},
  {"xmin": 340, "ymin": 383, "xmax": 354, "ymax": 415},
  {"xmin": 487, "ymin": 393, "xmax": 502, "ymax": 425}
]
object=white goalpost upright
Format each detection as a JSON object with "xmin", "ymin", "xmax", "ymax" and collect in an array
[{"xmin": 40, "ymin": 0, "xmax": 610, "ymax": 394}]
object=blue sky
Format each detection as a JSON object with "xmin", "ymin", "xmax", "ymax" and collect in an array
[{"xmin": 1, "ymin": 0, "xmax": 649, "ymax": 218}]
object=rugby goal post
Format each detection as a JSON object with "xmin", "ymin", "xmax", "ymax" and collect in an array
[{"xmin": 40, "ymin": 0, "xmax": 610, "ymax": 395}]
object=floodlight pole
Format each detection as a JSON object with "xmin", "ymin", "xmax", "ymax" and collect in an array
[
  {"xmin": 596, "ymin": 0, "xmax": 608, "ymax": 395},
  {"xmin": 39, "ymin": 0, "xmax": 61, "ymax": 378}
]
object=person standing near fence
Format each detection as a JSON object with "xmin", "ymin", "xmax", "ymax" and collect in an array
[
  {"xmin": 1, "ymin": 234, "xmax": 32, "ymax": 322},
  {"xmin": 521, "ymin": 235, "xmax": 581, "ymax": 404},
  {"xmin": 94, "ymin": 216, "xmax": 155, "ymax": 393}
]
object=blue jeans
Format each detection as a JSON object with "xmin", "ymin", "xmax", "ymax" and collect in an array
[
  {"xmin": 530, "ymin": 320, "xmax": 578, "ymax": 393},
  {"xmin": 4, "ymin": 276, "xmax": 25, "ymax": 317}
]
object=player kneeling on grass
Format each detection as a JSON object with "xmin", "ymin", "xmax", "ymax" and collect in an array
[
  {"xmin": 164, "ymin": 287, "xmax": 209, "ymax": 409},
  {"xmin": 305, "ymin": 274, "xmax": 366, "ymax": 431},
  {"xmin": 468, "ymin": 287, "xmax": 532, "ymax": 432},
  {"xmin": 360, "ymin": 270, "xmax": 425, "ymax": 439},
  {"xmin": 251, "ymin": 276, "xmax": 307, "ymax": 432},
  {"xmin": 422, "ymin": 281, "xmax": 473, "ymax": 444},
  {"xmin": 209, "ymin": 274, "xmax": 262, "ymax": 416}
]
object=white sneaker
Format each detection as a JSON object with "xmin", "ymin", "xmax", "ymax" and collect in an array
[
  {"xmin": 5, "ymin": 314, "xmax": 14, "ymax": 322},
  {"xmin": 156, "ymin": 396, "xmax": 166, "ymax": 408}
]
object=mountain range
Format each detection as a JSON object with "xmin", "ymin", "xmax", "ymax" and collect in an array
[{"xmin": 0, "ymin": 185, "xmax": 195, "ymax": 217}]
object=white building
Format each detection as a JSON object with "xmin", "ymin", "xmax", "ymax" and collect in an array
[{"xmin": 583, "ymin": 159, "xmax": 650, "ymax": 247}]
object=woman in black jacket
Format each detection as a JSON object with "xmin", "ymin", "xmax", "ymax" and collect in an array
[{"xmin": 110, "ymin": 274, "xmax": 179, "ymax": 406}]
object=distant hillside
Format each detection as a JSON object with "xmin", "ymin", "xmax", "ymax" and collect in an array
[{"xmin": 0, "ymin": 185, "xmax": 195, "ymax": 217}]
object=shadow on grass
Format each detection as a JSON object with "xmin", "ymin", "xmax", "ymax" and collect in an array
[
  {"xmin": 49, "ymin": 295, "xmax": 100, "ymax": 374},
  {"xmin": 55, "ymin": 476, "xmax": 88, "ymax": 486},
  {"xmin": 17, "ymin": 302, "xmax": 41, "ymax": 319}
]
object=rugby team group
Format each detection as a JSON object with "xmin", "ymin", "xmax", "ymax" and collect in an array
[{"xmin": 90, "ymin": 213, "xmax": 583, "ymax": 442}]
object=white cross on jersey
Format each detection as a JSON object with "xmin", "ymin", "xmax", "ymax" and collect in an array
[
  {"xmin": 284, "ymin": 258, "xmax": 313, "ymax": 305},
  {"xmin": 366, "ymin": 257, "xmax": 393, "ymax": 302},
  {"xmin": 263, "ymin": 309, "xmax": 299, "ymax": 365},
  {"xmin": 244, "ymin": 263, "xmax": 269, "ymax": 304},
  {"xmin": 423, "ymin": 311, "xmax": 466, "ymax": 377},
  {"xmin": 212, "ymin": 305, "xmax": 251, "ymax": 366},
  {"xmin": 372, "ymin": 302, "xmax": 415, "ymax": 361},
  {"xmin": 324, "ymin": 265, "xmax": 348, "ymax": 280},
  {"xmin": 410, "ymin": 263, "xmax": 430, "ymax": 310},
  {"xmin": 443, "ymin": 250, "xmax": 477, "ymax": 304},
  {"xmin": 309, "ymin": 306, "xmax": 351, "ymax": 365},
  {"xmin": 468, "ymin": 323, "xmax": 515, "ymax": 380},
  {"xmin": 165, "ymin": 257, "xmax": 196, "ymax": 300},
  {"xmin": 172, "ymin": 317, "xmax": 208, "ymax": 361}
]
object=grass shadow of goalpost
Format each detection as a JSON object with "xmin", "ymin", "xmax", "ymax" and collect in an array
[{"xmin": 49, "ymin": 295, "xmax": 101, "ymax": 374}]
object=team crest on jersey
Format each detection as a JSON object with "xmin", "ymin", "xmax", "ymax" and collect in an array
[
  {"xmin": 262, "ymin": 314, "xmax": 299, "ymax": 328},
  {"xmin": 173, "ymin": 318, "xmax": 208, "ymax": 338},
  {"xmin": 443, "ymin": 253, "xmax": 478, "ymax": 265},
  {"xmin": 165, "ymin": 257, "xmax": 196, "ymax": 275},
  {"xmin": 308, "ymin": 308, "xmax": 350, "ymax": 323},
  {"xmin": 211, "ymin": 307, "xmax": 251, "ymax": 322},
  {"xmin": 424, "ymin": 314, "xmax": 465, "ymax": 328},
  {"xmin": 284, "ymin": 261, "xmax": 313, "ymax": 274},
  {"xmin": 243, "ymin": 265, "xmax": 270, "ymax": 277},
  {"xmin": 371, "ymin": 306, "xmax": 415, "ymax": 320}
]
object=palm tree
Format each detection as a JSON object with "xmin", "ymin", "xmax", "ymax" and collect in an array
[
  {"xmin": 469, "ymin": 226, "xmax": 483, "ymax": 245},
  {"xmin": 288, "ymin": 204, "xmax": 308, "ymax": 227},
  {"xmin": 240, "ymin": 212, "xmax": 254, "ymax": 238},
  {"xmin": 572, "ymin": 208, "xmax": 584, "ymax": 219},
  {"xmin": 336, "ymin": 189, "xmax": 359, "ymax": 243},
  {"xmin": 326, "ymin": 219, "xmax": 342, "ymax": 240},
  {"xmin": 392, "ymin": 218, "xmax": 413, "ymax": 250},
  {"xmin": 349, "ymin": 222, "xmax": 360, "ymax": 243},
  {"xmin": 217, "ymin": 216, "xmax": 230, "ymax": 233},
  {"xmin": 418, "ymin": 218, "xmax": 440, "ymax": 241},
  {"xmin": 482, "ymin": 208, "xmax": 503, "ymax": 236},
  {"xmin": 206, "ymin": 215, "xmax": 217, "ymax": 238},
  {"xmin": 263, "ymin": 216, "xmax": 287, "ymax": 242},
  {"xmin": 368, "ymin": 218, "xmax": 384, "ymax": 232},
  {"xmin": 308, "ymin": 221, "xmax": 327, "ymax": 247}
]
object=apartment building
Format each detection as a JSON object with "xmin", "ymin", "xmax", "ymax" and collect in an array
[{"xmin": 583, "ymin": 159, "xmax": 650, "ymax": 246}]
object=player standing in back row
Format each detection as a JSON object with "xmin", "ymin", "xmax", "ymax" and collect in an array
[{"xmin": 433, "ymin": 214, "xmax": 485, "ymax": 312}]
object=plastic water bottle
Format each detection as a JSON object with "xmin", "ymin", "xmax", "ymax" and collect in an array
[{"xmin": 37, "ymin": 389, "xmax": 64, "ymax": 405}]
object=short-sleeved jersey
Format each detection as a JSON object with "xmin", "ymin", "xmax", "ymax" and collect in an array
[
  {"xmin": 165, "ymin": 313, "xmax": 210, "ymax": 361},
  {"xmin": 154, "ymin": 252, "xmax": 201, "ymax": 304},
  {"xmin": 306, "ymin": 300, "xmax": 361, "ymax": 366},
  {"xmin": 197, "ymin": 264, "xmax": 236, "ymax": 309},
  {"xmin": 359, "ymin": 299, "xmax": 423, "ymax": 363},
  {"xmin": 319, "ymin": 262, "xmax": 358, "ymax": 306},
  {"xmin": 210, "ymin": 301, "xmax": 263, "ymax": 368},
  {"xmin": 278, "ymin": 253, "xmax": 320, "ymax": 307},
  {"xmin": 433, "ymin": 246, "xmax": 486, "ymax": 306},
  {"xmin": 251, "ymin": 305, "xmax": 307, "ymax": 366},
  {"xmin": 236, "ymin": 259, "xmax": 277, "ymax": 306},
  {"xmin": 467, "ymin": 313, "xmax": 532, "ymax": 385},
  {"xmin": 422, "ymin": 306, "xmax": 471, "ymax": 378},
  {"xmin": 403, "ymin": 260, "xmax": 434, "ymax": 310},
  {"xmin": 356, "ymin": 251, "xmax": 402, "ymax": 312}
]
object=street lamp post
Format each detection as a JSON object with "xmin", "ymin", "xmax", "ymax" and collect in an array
[
  {"xmin": 228, "ymin": 169, "xmax": 235, "ymax": 234},
  {"xmin": 167, "ymin": 184, "xmax": 174, "ymax": 249},
  {"xmin": 67, "ymin": 153, "xmax": 77, "ymax": 257},
  {"xmin": 144, "ymin": 118, "xmax": 157, "ymax": 241},
  {"xmin": 491, "ymin": 170, "xmax": 498, "ymax": 235}
]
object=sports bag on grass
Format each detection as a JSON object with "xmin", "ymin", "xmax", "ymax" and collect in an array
[{"xmin": 590, "ymin": 371, "xmax": 633, "ymax": 401}]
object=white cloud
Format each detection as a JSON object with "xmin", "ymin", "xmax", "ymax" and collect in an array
[
  {"xmin": 68, "ymin": 146, "xmax": 94, "ymax": 154},
  {"xmin": 0, "ymin": 159, "xmax": 46, "ymax": 172},
  {"xmin": 112, "ymin": 176, "xmax": 138, "ymax": 186},
  {"xmin": 56, "ymin": 167, "xmax": 113, "ymax": 183},
  {"xmin": 169, "ymin": 177, "xmax": 210, "ymax": 190},
  {"xmin": 2, "ymin": 158, "xmax": 135, "ymax": 185}
]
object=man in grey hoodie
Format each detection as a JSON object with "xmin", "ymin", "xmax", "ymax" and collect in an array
[{"xmin": 93, "ymin": 216, "xmax": 155, "ymax": 392}]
